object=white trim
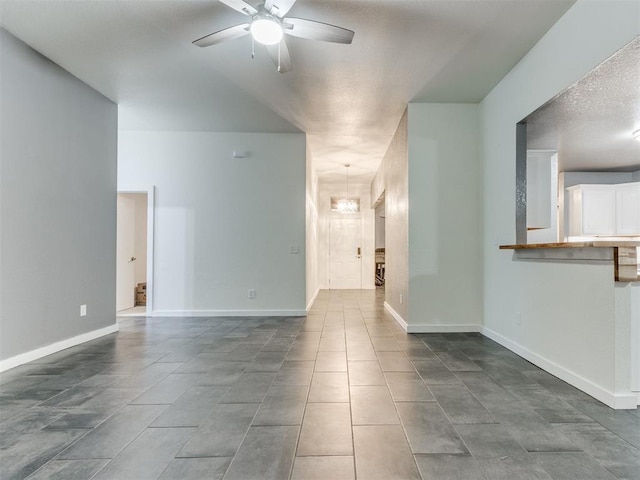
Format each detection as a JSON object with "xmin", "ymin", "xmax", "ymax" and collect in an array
[
  {"xmin": 151, "ymin": 309, "xmax": 307, "ymax": 317},
  {"xmin": 482, "ymin": 326, "xmax": 638, "ymax": 410},
  {"xmin": 406, "ymin": 324, "xmax": 483, "ymax": 334},
  {"xmin": 306, "ymin": 288, "xmax": 320, "ymax": 313},
  {"xmin": 384, "ymin": 301, "xmax": 408, "ymax": 330},
  {"xmin": 0, "ymin": 324, "xmax": 119, "ymax": 373},
  {"xmin": 117, "ymin": 185, "xmax": 155, "ymax": 315}
]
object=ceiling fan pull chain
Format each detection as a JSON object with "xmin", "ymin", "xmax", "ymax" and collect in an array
[
  {"xmin": 278, "ymin": 41, "xmax": 281, "ymax": 72},
  {"xmin": 251, "ymin": 36, "xmax": 255, "ymax": 59}
]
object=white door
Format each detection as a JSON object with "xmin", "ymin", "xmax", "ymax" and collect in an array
[
  {"xmin": 329, "ymin": 217, "xmax": 362, "ymax": 289},
  {"xmin": 116, "ymin": 194, "xmax": 136, "ymax": 311}
]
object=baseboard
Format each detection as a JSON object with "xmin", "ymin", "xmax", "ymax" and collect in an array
[
  {"xmin": 482, "ymin": 326, "xmax": 638, "ymax": 410},
  {"xmin": 406, "ymin": 324, "xmax": 483, "ymax": 333},
  {"xmin": 306, "ymin": 289, "xmax": 320, "ymax": 313},
  {"xmin": 384, "ymin": 302, "xmax": 408, "ymax": 331},
  {"xmin": 0, "ymin": 324, "xmax": 119, "ymax": 373},
  {"xmin": 151, "ymin": 309, "xmax": 307, "ymax": 317}
]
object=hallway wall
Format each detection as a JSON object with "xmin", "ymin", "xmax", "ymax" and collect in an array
[
  {"xmin": 0, "ymin": 28, "xmax": 118, "ymax": 366},
  {"xmin": 118, "ymin": 130, "xmax": 306, "ymax": 316},
  {"xmin": 407, "ymin": 104, "xmax": 483, "ymax": 331}
]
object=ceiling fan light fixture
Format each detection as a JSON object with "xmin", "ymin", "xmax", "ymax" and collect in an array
[
  {"xmin": 250, "ymin": 17, "xmax": 283, "ymax": 45},
  {"xmin": 633, "ymin": 129, "xmax": 640, "ymax": 142}
]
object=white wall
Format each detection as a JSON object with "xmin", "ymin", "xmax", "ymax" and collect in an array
[
  {"xmin": 317, "ymin": 182, "xmax": 375, "ymax": 290},
  {"xmin": 306, "ymin": 142, "xmax": 320, "ymax": 309},
  {"xmin": 407, "ymin": 104, "xmax": 483, "ymax": 331},
  {"xmin": 0, "ymin": 28, "xmax": 117, "ymax": 365},
  {"xmin": 372, "ymin": 111, "xmax": 409, "ymax": 321},
  {"xmin": 118, "ymin": 131, "xmax": 306, "ymax": 316},
  {"xmin": 375, "ymin": 203, "xmax": 385, "ymax": 249},
  {"xmin": 481, "ymin": 0, "xmax": 640, "ymax": 407}
]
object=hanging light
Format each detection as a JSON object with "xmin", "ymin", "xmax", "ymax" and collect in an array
[{"xmin": 337, "ymin": 164, "xmax": 359, "ymax": 214}]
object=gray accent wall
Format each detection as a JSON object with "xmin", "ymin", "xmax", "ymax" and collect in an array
[{"xmin": 0, "ymin": 28, "xmax": 117, "ymax": 361}]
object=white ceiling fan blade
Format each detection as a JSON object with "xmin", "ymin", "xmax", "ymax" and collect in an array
[
  {"xmin": 267, "ymin": 39, "xmax": 292, "ymax": 73},
  {"xmin": 264, "ymin": 0, "xmax": 298, "ymax": 18},
  {"xmin": 218, "ymin": 0, "xmax": 258, "ymax": 16},
  {"xmin": 193, "ymin": 23, "xmax": 250, "ymax": 47},
  {"xmin": 283, "ymin": 18, "xmax": 354, "ymax": 44}
]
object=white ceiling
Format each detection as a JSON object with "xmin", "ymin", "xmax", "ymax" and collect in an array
[
  {"xmin": 0, "ymin": 0, "xmax": 575, "ymax": 182},
  {"xmin": 526, "ymin": 35, "xmax": 640, "ymax": 173}
]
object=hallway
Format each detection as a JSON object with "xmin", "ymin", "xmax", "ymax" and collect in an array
[{"xmin": 1, "ymin": 290, "xmax": 639, "ymax": 479}]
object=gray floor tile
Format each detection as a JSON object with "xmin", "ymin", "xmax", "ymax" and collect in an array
[
  {"xmin": 0, "ymin": 429, "xmax": 87, "ymax": 480},
  {"xmin": 158, "ymin": 457, "xmax": 232, "ymax": 480},
  {"xmin": 532, "ymin": 452, "xmax": 617, "ymax": 479},
  {"xmin": 308, "ymin": 372, "xmax": 349, "ymax": 402},
  {"xmin": 223, "ymin": 426, "xmax": 299, "ymax": 480},
  {"xmin": 2, "ymin": 291, "xmax": 636, "ymax": 480},
  {"xmin": 130, "ymin": 373, "xmax": 201, "ymax": 405},
  {"xmin": 220, "ymin": 372, "xmax": 275, "ymax": 403},
  {"xmin": 396, "ymin": 402, "xmax": 468, "ymax": 454},
  {"xmin": 475, "ymin": 456, "xmax": 553, "ymax": 480},
  {"xmin": 252, "ymin": 385, "xmax": 308, "ymax": 426},
  {"xmin": 178, "ymin": 403, "xmax": 258, "ymax": 457},
  {"xmin": 297, "ymin": 403, "xmax": 353, "ymax": 456},
  {"xmin": 353, "ymin": 425, "xmax": 421, "ymax": 480},
  {"xmin": 413, "ymin": 359, "xmax": 461, "ymax": 385},
  {"xmin": 414, "ymin": 454, "xmax": 487, "ymax": 480},
  {"xmin": 385, "ymin": 371, "xmax": 435, "ymax": 402},
  {"xmin": 345, "ymin": 342, "xmax": 377, "ymax": 361},
  {"xmin": 555, "ymin": 423, "xmax": 640, "ymax": 479},
  {"xmin": 151, "ymin": 386, "xmax": 229, "ymax": 427},
  {"xmin": 315, "ymin": 351, "xmax": 347, "ymax": 372},
  {"xmin": 91, "ymin": 427, "xmax": 195, "ymax": 480},
  {"xmin": 429, "ymin": 385, "xmax": 495, "ymax": 424},
  {"xmin": 24, "ymin": 459, "xmax": 110, "ymax": 480},
  {"xmin": 348, "ymin": 361, "xmax": 386, "ymax": 386},
  {"xmin": 57, "ymin": 404, "xmax": 167, "ymax": 459},
  {"xmin": 291, "ymin": 456, "xmax": 355, "ymax": 480},
  {"xmin": 377, "ymin": 351, "xmax": 414, "ymax": 371},
  {"xmin": 350, "ymin": 385, "xmax": 399, "ymax": 425},
  {"xmin": 273, "ymin": 361, "xmax": 314, "ymax": 386}
]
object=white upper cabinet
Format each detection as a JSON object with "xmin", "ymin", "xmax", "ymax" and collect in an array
[{"xmin": 567, "ymin": 182, "xmax": 640, "ymax": 237}]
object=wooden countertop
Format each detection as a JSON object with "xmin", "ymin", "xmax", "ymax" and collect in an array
[{"xmin": 499, "ymin": 241, "xmax": 639, "ymax": 282}]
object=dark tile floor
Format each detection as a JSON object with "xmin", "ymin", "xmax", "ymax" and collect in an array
[{"xmin": 1, "ymin": 289, "xmax": 639, "ymax": 479}]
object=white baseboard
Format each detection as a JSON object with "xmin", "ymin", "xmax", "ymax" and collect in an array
[
  {"xmin": 151, "ymin": 309, "xmax": 307, "ymax": 317},
  {"xmin": 482, "ymin": 326, "xmax": 638, "ymax": 410},
  {"xmin": 306, "ymin": 289, "xmax": 320, "ymax": 313},
  {"xmin": 383, "ymin": 302, "xmax": 482, "ymax": 334},
  {"xmin": 384, "ymin": 302, "xmax": 408, "ymax": 330},
  {"xmin": 0, "ymin": 324, "xmax": 119, "ymax": 373},
  {"xmin": 407, "ymin": 324, "xmax": 483, "ymax": 333}
]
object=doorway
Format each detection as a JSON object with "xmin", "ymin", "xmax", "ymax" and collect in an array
[
  {"xmin": 329, "ymin": 217, "xmax": 363, "ymax": 289},
  {"xmin": 116, "ymin": 187, "xmax": 154, "ymax": 316}
]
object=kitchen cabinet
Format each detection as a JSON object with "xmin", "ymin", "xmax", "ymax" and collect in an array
[{"xmin": 567, "ymin": 182, "xmax": 640, "ymax": 237}]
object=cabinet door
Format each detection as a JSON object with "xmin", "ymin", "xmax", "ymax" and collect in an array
[
  {"xmin": 582, "ymin": 186, "xmax": 615, "ymax": 235},
  {"xmin": 616, "ymin": 184, "xmax": 640, "ymax": 235}
]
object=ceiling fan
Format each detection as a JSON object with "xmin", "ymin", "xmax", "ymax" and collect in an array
[{"xmin": 193, "ymin": 0, "xmax": 354, "ymax": 73}]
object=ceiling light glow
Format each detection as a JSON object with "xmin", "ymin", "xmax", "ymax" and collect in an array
[{"xmin": 251, "ymin": 18, "xmax": 283, "ymax": 45}]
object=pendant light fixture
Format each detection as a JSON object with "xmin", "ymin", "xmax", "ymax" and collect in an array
[{"xmin": 336, "ymin": 164, "xmax": 359, "ymax": 214}]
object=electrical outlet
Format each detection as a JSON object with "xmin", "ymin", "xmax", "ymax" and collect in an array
[
  {"xmin": 289, "ymin": 245, "xmax": 300, "ymax": 254},
  {"xmin": 515, "ymin": 312, "xmax": 522, "ymax": 326},
  {"xmin": 248, "ymin": 289, "xmax": 256, "ymax": 299},
  {"xmin": 400, "ymin": 294, "xmax": 404, "ymax": 304},
  {"xmin": 80, "ymin": 304, "xmax": 87, "ymax": 317}
]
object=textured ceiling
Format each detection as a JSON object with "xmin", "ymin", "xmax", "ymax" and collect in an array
[
  {"xmin": 0, "ymin": 0, "xmax": 575, "ymax": 182},
  {"xmin": 526, "ymin": 36, "xmax": 640, "ymax": 172}
]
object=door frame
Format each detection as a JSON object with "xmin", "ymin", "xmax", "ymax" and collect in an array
[{"xmin": 117, "ymin": 185, "xmax": 155, "ymax": 314}]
